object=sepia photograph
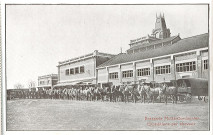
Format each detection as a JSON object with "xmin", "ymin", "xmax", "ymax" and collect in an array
[{"xmin": 3, "ymin": 3, "xmax": 210, "ymax": 132}]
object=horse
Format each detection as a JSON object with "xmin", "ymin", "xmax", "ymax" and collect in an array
[
  {"xmin": 122, "ymin": 85, "xmax": 132, "ymax": 103},
  {"xmin": 110, "ymin": 85, "xmax": 121, "ymax": 102},
  {"xmin": 138, "ymin": 84, "xmax": 148, "ymax": 103},
  {"xmin": 159, "ymin": 84, "xmax": 178, "ymax": 104},
  {"xmin": 129, "ymin": 85, "xmax": 139, "ymax": 103},
  {"xmin": 113, "ymin": 86, "xmax": 124, "ymax": 102},
  {"xmin": 93, "ymin": 87, "xmax": 101, "ymax": 101},
  {"xmin": 144, "ymin": 86, "xmax": 162, "ymax": 103},
  {"xmin": 146, "ymin": 84, "xmax": 167, "ymax": 104},
  {"xmin": 98, "ymin": 87, "xmax": 108, "ymax": 102},
  {"xmin": 107, "ymin": 86, "xmax": 115, "ymax": 102},
  {"xmin": 118, "ymin": 85, "xmax": 126, "ymax": 101}
]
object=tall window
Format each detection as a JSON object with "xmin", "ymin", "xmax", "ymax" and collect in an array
[
  {"xmin": 204, "ymin": 60, "xmax": 208, "ymax": 70},
  {"xmin": 137, "ymin": 68, "xmax": 150, "ymax": 76},
  {"xmin": 176, "ymin": 61, "xmax": 196, "ymax": 72},
  {"xmin": 80, "ymin": 66, "xmax": 85, "ymax": 73},
  {"xmin": 155, "ymin": 65, "xmax": 170, "ymax": 75},
  {"xmin": 109, "ymin": 72, "xmax": 118, "ymax": 79},
  {"xmin": 122, "ymin": 70, "xmax": 133, "ymax": 78},
  {"xmin": 70, "ymin": 68, "xmax": 74, "ymax": 75},
  {"xmin": 75, "ymin": 67, "xmax": 79, "ymax": 74},
  {"xmin": 65, "ymin": 69, "xmax": 69, "ymax": 75}
]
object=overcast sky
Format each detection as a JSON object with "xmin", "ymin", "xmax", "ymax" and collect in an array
[{"xmin": 6, "ymin": 5, "xmax": 208, "ymax": 89}]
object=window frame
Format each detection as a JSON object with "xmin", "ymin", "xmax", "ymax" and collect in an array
[
  {"xmin": 137, "ymin": 68, "xmax": 150, "ymax": 76},
  {"xmin": 70, "ymin": 68, "xmax": 74, "ymax": 75},
  {"xmin": 109, "ymin": 72, "xmax": 119, "ymax": 79},
  {"xmin": 204, "ymin": 59, "xmax": 208, "ymax": 70},
  {"xmin": 80, "ymin": 66, "xmax": 85, "ymax": 73},
  {"xmin": 122, "ymin": 70, "xmax": 133, "ymax": 78},
  {"xmin": 75, "ymin": 67, "xmax": 79, "ymax": 74},
  {"xmin": 65, "ymin": 69, "xmax": 70, "ymax": 75},
  {"xmin": 155, "ymin": 65, "xmax": 171, "ymax": 75},
  {"xmin": 176, "ymin": 61, "xmax": 196, "ymax": 72}
]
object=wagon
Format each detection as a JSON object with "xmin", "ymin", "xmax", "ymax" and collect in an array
[
  {"xmin": 176, "ymin": 78, "xmax": 208, "ymax": 103},
  {"xmin": 7, "ymin": 89, "xmax": 30, "ymax": 100}
]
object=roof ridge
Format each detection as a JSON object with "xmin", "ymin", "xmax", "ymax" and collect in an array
[
  {"xmin": 127, "ymin": 35, "xmax": 179, "ymax": 51},
  {"xmin": 97, "ymin": 33, "xmax": 208, "ymax": 68},
  {"xmin": 97, "ymin": 54, "xmax": 123, "ymax": 68},
  {"xmin": 179, "ymin": 33, "xmax": 208, "ymax": 41}
]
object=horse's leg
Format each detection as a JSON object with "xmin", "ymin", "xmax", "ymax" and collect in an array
[
  {"xmin": 172, "ymin": 95, "xmax": 175, "ymax": 104},
  {"xmin": 143, "ymin": 95, "xmax": 145, "ymax": 103},
  {"xmin": 152, "ymin": 95, "xmax": 154, "ymax": 104}
]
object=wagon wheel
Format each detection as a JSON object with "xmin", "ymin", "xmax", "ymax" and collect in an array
[
  {"xmin": 186, "ymin": 93, "xmax": 192, "ymax": 103},
  {"xmin": 204, "ymin": 96, "xmax": 208, "ymax": 103},
  {"xmin": 179, "ymin": 95, "xmax": 184, "ymax": 102},
  {"xmin": 198, "ymin": 96, "xmax": 203, "ymax": 101}
]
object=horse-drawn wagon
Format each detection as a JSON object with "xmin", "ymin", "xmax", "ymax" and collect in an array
[
  {"xmin": 7, "ymin": 89, "xmax": 30, "ymax": 100},
  {"xmin": 176, "ymin": 78, "xmax": 208, "ymax": 103}
]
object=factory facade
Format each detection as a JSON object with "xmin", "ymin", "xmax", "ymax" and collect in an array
[
  {"xmin": 55, "ymin": 50, "xmax": 114, "ymax": 87},
  {"xmin": 37, "ymin": 74, "xmax": 58, "ymax": 90},
  {"xmin": 96, "ymin": 14, "xmax": 209, "ymax": 87},
  {"xmin": 49, "ymin": 14, "xmax": 209, "ymax": 88}
]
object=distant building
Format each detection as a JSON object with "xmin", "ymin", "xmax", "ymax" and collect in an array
[
  {"xmin": 37, "ymin": 74, "xmax": 58, "ymax": 90},
  {"xmin": 55, "ymin": 50, "xmax": 114, "ymax": 87},
  {"xmin": 96, "ymin": 14, "xmax": 209, "ymax": 87}
]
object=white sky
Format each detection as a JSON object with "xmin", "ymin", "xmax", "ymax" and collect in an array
[{"xmin": 6, "ymin": 5, "xmax": 208, "ymax": 89}]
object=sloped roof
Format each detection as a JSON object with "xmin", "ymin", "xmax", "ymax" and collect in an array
[
  {"xmin": 98, "ymin": 33, "xmax": 208, "ymax": 68},
  {"xmin": 127, "ymin": 35, "xmax": 180, "ymax": 51}
]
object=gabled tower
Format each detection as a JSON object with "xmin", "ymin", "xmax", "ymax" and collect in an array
[{"xmin": 152, "ymin": 13, "xmax": 171, "ymax": 39}]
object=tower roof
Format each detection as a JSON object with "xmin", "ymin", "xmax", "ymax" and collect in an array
[
  {"xmin": 154, "ymin": 13, "xmax": 167, "ymax": 32},
  {"xmin": 152, "ymin": 13, "xmax": 171, "ymax": 39}
]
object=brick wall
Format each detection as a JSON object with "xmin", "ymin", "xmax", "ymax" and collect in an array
[
  {"xmin": 97, "ymin": 49, "xmax": 208, "ymax": 85},
  {"xmin": 59, "ymin": 58, "xmax": 95, "ymax": 82}
]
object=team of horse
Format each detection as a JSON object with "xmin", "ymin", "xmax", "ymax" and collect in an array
[{"xmin": 10, "ymin": 83, "xmax": 179, "ymax": 104}]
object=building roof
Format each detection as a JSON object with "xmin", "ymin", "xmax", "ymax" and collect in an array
[
  {"xmin": 58, "ymin": 50, "xmax": 115, "ymax": 66},
  {"xmin": 38, "ymin": 74, "xmax": 58, "ymax": 79},
  {"xmin": 127, "ymin": 35, "xmax": 180, "ymax": 51},
  {"xmin": 98, "ymin": 33, "xmax": 208, "ymax": 68}
]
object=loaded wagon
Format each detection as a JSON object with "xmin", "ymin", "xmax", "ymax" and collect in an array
[
  {"xmin": 7, "ymin": 89, "xmax": 30, "ymax": 100},
  {"xmin": 176, "ymin": 78, "xmax": 208, "ymax": 103}
]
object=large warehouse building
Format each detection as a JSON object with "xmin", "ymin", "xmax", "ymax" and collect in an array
[
  {"xmin": 96, "ymin": 14, "xmax": 209, "ymax": 87},
  {"xmin": 56, "ymin": 50, "xmax": 114, "ymax": 87}
]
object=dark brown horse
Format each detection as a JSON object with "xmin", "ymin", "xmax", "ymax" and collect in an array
[{"xmin": 122, "ymin": 85, "xmax": 132, "ymax": 103}]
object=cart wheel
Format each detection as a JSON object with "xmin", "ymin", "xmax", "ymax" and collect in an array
[
  {"xmin": 204, "ymin": 96, "xmax": 208, "ymax": 103},
  {"xmin": 179, "ymin": 95, "xmax": 184, "ymax": 102}
]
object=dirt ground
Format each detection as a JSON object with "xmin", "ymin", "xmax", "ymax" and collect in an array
[{"xmin": 6, "ymin": 98, "xmax": 209, "ymax": 131}]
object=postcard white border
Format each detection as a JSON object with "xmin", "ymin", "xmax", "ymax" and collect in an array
[{"xmin": 1, "ymin": 0, "xmax": 212, "ymax": 135}]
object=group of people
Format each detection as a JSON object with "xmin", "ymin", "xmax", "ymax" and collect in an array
[{"xmin": 9, "ymin": 83, "xmax": 177, "ymax": 104}]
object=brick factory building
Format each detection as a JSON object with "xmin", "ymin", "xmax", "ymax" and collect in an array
[
  {"xmin": 55, "ymin": 50, "xmax": 115, "ymax": 87},
  {"xmin": 96, "ymin": 14, "xmax": 209, "ymax": 87},
  {"xmin": 37, "ymin": 74, "xmax": 58, "ymax": 90}
]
